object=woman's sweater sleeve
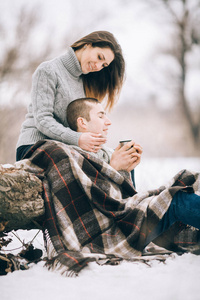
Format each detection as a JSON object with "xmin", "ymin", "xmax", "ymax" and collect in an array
[{"xmin": 31, "ymin": 66, "xmax": 82, "ymax": 146}]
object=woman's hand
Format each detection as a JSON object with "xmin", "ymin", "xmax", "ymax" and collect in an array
[
  {"xmin": 110, "ymin": 140, "xmax": 143, "ymax": 172},
  {"xmin": 78, "ymin": 132, "xmax": 107, "ymax": 152}
]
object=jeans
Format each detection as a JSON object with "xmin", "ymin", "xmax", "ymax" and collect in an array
[
  {"xmin": 145, "ymin": 190, "xmax": 200, "ymax": 246},
  {"xmin": 16, "ymin": 144, "xmax": 34, "ymax": 161},
  {"xmin": 130, "ymin": 169, "xmax": 136, "ymax": 188}
]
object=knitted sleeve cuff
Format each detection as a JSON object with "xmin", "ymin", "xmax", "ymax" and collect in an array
[{"xmin": 61, "ymin": 129, "xmax": 82, "ymax": 146}]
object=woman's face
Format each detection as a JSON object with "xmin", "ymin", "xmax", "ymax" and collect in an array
[{"xmin": 77, "ymin": 44, "xmax": 114, "ymax": 74}]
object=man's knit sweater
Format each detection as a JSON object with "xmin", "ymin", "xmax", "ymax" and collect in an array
[
  {"xmin": 16, "ymin": 47, "xmax": 85, "ymax": 149},
  {"xmin": 71, "ymin": 145, "xmax": 114, "ymax": 164}
]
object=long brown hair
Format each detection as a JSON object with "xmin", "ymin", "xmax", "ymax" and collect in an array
[{"xmin": 71, "ymin": 31, "xmax": 125, "ymax": 111}]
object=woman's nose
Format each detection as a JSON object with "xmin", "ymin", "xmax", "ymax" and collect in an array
[{"xmin": 95, "ymin": 62, "xmax": 103, "ymax": 71}]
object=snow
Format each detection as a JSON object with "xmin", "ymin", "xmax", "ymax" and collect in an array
[
  {"xmin": 1, "ymin": 157, "xmax": 200, "ymax": 300},
  {"xmin": 1, "ymin": 252, "xmax": 200, "ymax": 300}
]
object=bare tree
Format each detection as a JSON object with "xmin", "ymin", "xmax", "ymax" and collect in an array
[
  {"xmin": 0, "ymin": 5, "xmax": 55, "ymax": 163},
  {"xmin": 0, "ymin": 5, "xmax": 54, "ymax": 100},
  {"xmin": 145, "ymin": 0, "xmax": 200, "ymax": 145}
]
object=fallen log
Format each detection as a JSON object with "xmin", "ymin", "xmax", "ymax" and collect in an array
[{"xmin": 0, "ymin": 164, "xmax": 44, "ymax": 233}]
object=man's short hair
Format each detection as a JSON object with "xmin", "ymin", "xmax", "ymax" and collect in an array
[{"xmin": 66, "ymin": 97, "xmax": 100, "ymax": 131}]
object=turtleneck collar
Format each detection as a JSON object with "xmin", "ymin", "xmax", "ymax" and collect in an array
[{"xmin": 60, "ymin": 47, "xmax": 83, "ymax": 78}]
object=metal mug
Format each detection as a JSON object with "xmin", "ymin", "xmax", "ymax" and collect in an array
[
  {"xmin": 119, "ymin": 140, "xmax": 132, "ymax": 147},
  {"xmin": 119, "ymin": 140, "xmax": 136, "ymax": 152}
]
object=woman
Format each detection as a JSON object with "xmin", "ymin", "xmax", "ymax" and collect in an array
[{"xmin": 16, "ymin": 31, "xmax": 125, "ymax": 161}]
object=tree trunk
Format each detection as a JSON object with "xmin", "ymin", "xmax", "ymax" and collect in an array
[
  {"xmin": 0, "ymin": 164, "xmax": 45, "ymax": 233},
  {"xmin": 178, "ymin": 16, "xmax": 200, "ymax": 146}
]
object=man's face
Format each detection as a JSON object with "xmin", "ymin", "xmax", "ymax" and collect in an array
[{"xmin": 85, "ymin": 103, "xmax": 111, "ymax": 137}]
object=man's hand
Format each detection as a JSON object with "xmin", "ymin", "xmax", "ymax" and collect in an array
[{"xmin": 110, "ymin": 140, "xmax": 142, "ymax": 172}]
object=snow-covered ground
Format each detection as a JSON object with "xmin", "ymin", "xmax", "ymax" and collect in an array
[{"xmin": 1, "ymin": 157, "xmax": 200, "ymax": 300}]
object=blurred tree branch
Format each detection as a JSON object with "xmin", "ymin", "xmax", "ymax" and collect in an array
[
  {"xmin": 145, "ymin": 0, "xmax": 200, "ymax": 145},
  {"xmin": 0, "ymin": 5, "xmax": 55, "ymax": 163},
  {"xmin": 0, "ymin": 1, "xmax": 111, "ymax": 98},
  {"xmin": 164, "ymin": 0, "xmax": 200, "ymax": 145},
  {"xmin": 0, "ymin": 6, "xmax": 54, "ymax": 91}
]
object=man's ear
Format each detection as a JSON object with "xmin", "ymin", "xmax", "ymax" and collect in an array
[{"xmin": 77, "ymin": 117, "xmax": 87, "ymax": 132}]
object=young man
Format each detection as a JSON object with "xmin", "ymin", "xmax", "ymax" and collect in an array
[
  {"xmin": 67, "ymin": 97, "xmax": 200, "ymax": 246},
  {"xmin": 66, "ymin": 97, "xmax": 142, "ymax": 173}
]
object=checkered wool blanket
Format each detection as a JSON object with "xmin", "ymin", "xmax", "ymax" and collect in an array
[{"xmin": 23, "ymin": 140, "xmax": 200, "ymax": 275}]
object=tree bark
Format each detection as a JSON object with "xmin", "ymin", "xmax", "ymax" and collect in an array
[{"xmin": 0, "ymin": 164, "xmax": 44, "ymax": 233}]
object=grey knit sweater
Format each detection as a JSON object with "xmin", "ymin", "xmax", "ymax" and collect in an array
[
  {"xmin": 16, "ymin": 47, "xmax": 85, "ymax": 148},
  {"xmin": 71, "ymin": 145, "xmax": 114, "ymax": 164}
]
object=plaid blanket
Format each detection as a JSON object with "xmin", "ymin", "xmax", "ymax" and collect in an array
[{"xmin": 23, "ymin": 140, "xmax": 200, "ymax": 275}]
